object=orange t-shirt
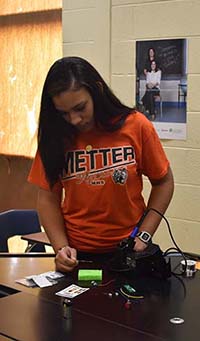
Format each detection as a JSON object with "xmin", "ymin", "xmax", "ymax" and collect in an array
[{"xmin": 28, "ymin": 112, "xmax": 169, "ymax": 252}]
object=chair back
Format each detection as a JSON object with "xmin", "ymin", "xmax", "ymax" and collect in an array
[{"xmin": 0, "ymin": 209, "xmax": 45, "ymax": 252}]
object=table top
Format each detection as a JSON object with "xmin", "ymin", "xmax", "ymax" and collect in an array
[
  {"xmin": 0, "ymin": 257, "xmax": 55, "ymax": 295},
  {"xmin": 0, "ymin": 255, "xmax": 199, "ymax": 341}
]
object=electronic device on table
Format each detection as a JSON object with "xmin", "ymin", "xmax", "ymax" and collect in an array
[
  {"xmin": 109, "ymin": 239, "xmax": 171, "ymax": 279},
  {"xmin": 108, "ymin": 208, "xmax": 182, "ymax": 279},
  {"xmin": 109, "ymin": 207, "xmax": 199, "ymax": 279}
]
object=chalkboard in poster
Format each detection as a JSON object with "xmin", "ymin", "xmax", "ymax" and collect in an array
[{"xmin": 136, "ymin": 39, "xmax": 184, "ymax": 76}]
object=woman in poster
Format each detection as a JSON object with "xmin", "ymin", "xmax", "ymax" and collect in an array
[
  {"xmin": 143, "ymin": 47, "xmax": 160, "ymax": 75},
  {"xmin": 142, "ymin": 60, "xmax": 161, "ymax": 120}
]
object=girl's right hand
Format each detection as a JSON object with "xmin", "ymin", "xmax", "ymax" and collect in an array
[{"xmin": 55, "ymin": 245, "xmax": 78, "ymax": 273}]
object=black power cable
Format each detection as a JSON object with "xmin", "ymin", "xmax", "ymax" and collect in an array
[{"xmin": 145, "ymin": 208, "xmax": 188, "ymax": 276}]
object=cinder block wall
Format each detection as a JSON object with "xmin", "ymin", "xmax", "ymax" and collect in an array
[{"xmin": 62, "ymin": 0, "xmax": 200, "ymax": 253}]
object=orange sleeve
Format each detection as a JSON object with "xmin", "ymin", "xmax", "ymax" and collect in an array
[
  {"xmin": 28, "ymin": 151, "xmax": 62, "ymax": 193},
  {"xmin": 141, "ymin": 123, "xmax": 169, "ymax": 180}
]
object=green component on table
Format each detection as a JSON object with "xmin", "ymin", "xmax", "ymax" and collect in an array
[
  {"xmin": 123, "ymin": 284, "xmax": 136, "ymax": 294},
  {"xmin": 78, "ymin": 269, "xmax": 102, "ymax": 281}
]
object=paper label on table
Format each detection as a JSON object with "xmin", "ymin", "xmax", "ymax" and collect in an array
[
  {"xmin": 41, "ymin": 271, "xmax": 65, "ymax": 279},
  {"xmin": 55, "ymin": 284, "xmax": 90, "ymax": 298},
  {"xmin": 31, "ymin": 275, "xmax": 53, "ymax": 288},
  {"xmin": 15, "ymin": 278, "xmax": 37, "ymax": 288}
]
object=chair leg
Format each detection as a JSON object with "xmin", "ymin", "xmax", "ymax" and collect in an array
[
  {"xmin": 160, "ymin": 100, "xmax": 163, "ymax": 118},
  {"xmin": 25, "ymin": 242, "xmax": 46, "ymax": 253},
  {"xmin": 25, "ymin": 243, "xmax": 38, "ymax": 253}
]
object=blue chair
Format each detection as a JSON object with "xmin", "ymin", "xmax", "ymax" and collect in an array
[{"xmin": 0, "ymin": 209, "xmax": 46, "ymax": 252}]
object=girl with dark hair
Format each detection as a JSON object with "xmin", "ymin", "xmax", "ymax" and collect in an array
[{"xmin": 28, "ymin": 56, "xmax": 174, "ymax": 273}]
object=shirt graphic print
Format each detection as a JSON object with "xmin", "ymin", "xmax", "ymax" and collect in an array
[{"xmin": 61, "ymin": 145, "xmax": 136, "ymax": 186}]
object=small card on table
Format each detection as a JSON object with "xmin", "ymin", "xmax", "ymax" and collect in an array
[{"xmin": 55, "ymin": 284, "xmax": 90, "ymax": 298}]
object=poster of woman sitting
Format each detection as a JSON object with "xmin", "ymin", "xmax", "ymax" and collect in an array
[{"xmin": 136, "ymin": 39, "xmax": 187, "ymax": 140}]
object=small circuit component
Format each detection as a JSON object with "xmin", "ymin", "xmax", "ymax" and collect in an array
[
  {"xmin": 122, "ymin": 284, "xmax": 136, "ymax": 294},
  {"xmin": 119, "ymin": 283, "xmax": 144, "ymax": 299}
]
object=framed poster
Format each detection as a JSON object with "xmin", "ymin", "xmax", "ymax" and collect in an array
[{"xmin": 136, "ymin": 39, "xmax": 187, "ymax": 140}]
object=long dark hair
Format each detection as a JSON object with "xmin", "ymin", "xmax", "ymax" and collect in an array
[
  {"xmin": 38, "ymin": 56, "xmax": 134, "ymax": 187},
  {"xmin": 148, "ymin": 47, "xmax": 156, "ymax": 59}
]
